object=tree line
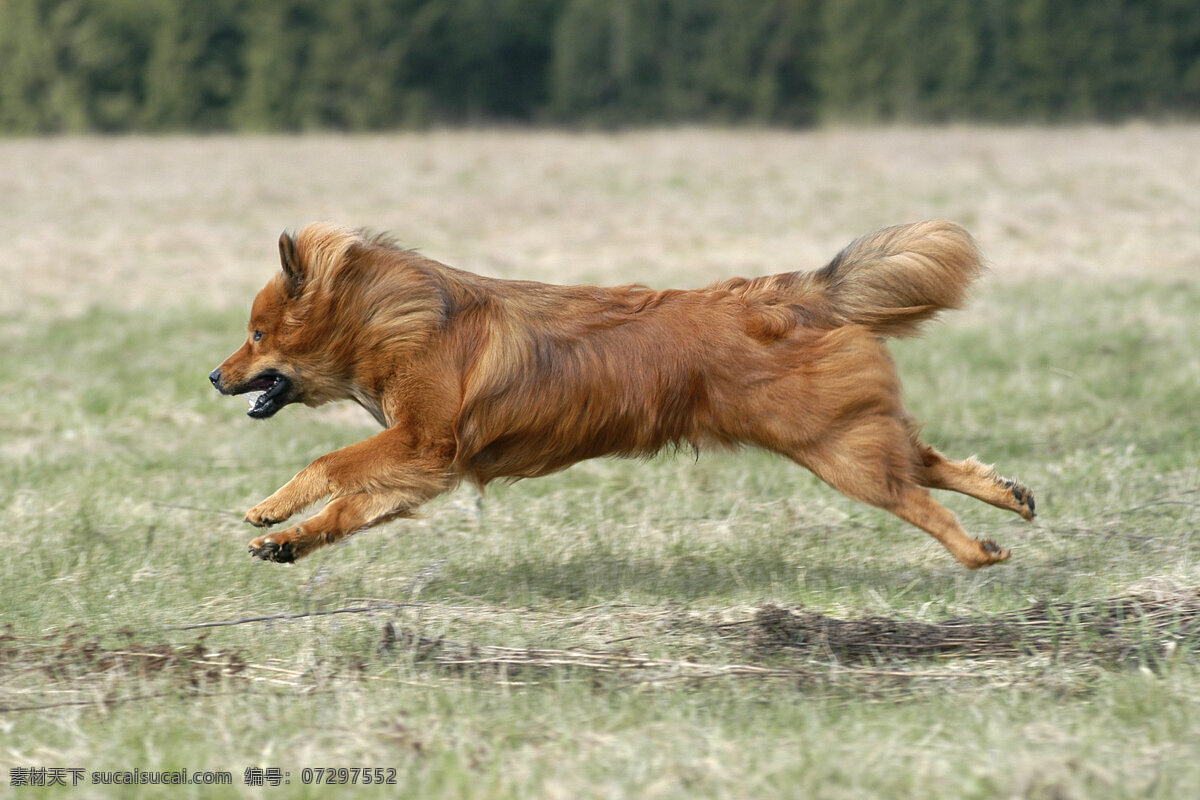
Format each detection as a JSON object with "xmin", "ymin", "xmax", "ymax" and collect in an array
[{"xmin": 1, "ymin": 0, "xmax": 1198, "ymax": 133}]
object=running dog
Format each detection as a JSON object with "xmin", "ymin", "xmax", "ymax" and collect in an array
[{"xmin": 209, "ymin": 221, "xmax": 1035, "ymax": 567}]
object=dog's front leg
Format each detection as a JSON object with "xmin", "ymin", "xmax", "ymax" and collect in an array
[
  {"xmin": 244, "ymin": 453, "xmax": 348, "ymax": 529},
  {"xmin": 243, "ymin": 428, "xmax": 456, "ymax": 561},
  {"xmin": 244, "ymin": 427, "xmax": 450, "ymax": 527},
  {"xmin": 244, "ymin": 461, "xmax": 333, "ymax": 529},
  {"xmin": 248, "ymin": 488, "xmax": 427, "ymax": 562}
]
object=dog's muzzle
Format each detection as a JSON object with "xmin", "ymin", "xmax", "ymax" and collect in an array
[{"xmin": 209, "ymin": 367, "xmax": 295, "ymax": 419}]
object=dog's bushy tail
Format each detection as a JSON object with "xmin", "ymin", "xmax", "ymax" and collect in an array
[{"xmin": 808, "ymin": 220, "xmax": 984, "ymax": 338}]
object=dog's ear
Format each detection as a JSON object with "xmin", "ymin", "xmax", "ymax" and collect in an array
[{"xmin": 279, "ymin": 231, "xmax": 303, "ymax": 297}]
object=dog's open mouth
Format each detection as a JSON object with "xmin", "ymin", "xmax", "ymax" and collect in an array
[{"xmin": 241, "ymin": 371, "xmax": 294, "ymax": 419}]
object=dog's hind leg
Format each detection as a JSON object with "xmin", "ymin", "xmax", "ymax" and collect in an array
[
  {"xmin": 912, "ymin": 439, "xmax": 1036, "ymax": 521},
  {"xmin": 790, "ymin": 416, "xmax": 1011, "ymax": 569},
  {"xmin": 879, "ymin": 485, "xmax": 1011, "ymax": 569}
]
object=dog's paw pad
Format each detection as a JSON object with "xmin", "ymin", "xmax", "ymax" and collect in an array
[
  {"xmin": 976, "ymin": 538, "xmax": 1011, "ymax": 564},
  {"xmin": 249, "ymin": 538, "xmax": 295, "ymax": 563},
  {"xmin": 1003, "ymin": 480, "xmax": 1037, "ymax": 521}
]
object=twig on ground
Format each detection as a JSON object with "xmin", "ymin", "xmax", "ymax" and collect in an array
[{"xmin": 170, "ymin": 602, "xmax": 419, "ymax": 631}]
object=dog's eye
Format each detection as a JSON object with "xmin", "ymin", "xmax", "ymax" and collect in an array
[{"xmin": 252, "ymin": 330, "xmax": 264, "ymax": 342}]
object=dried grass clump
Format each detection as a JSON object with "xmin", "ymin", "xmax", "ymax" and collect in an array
[{"xmin": 746, "ymin": 586, "xmax": 1200, "ymax": 666}]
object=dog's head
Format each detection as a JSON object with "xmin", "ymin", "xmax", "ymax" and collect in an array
[{"xmin": 209, "ymin": 227, "xmax": 356, "ymax": 418}]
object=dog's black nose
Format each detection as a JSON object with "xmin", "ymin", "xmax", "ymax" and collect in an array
[{"xmin": 209, "ymin": 368, "xmax": 222, "ymax": 388}]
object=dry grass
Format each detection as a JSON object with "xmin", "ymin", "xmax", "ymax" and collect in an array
[
  {"xmin": 4, "ymin": 581, "xmax": 1194, "ymax": 714},
  {"xmin": 2, "ymin": 128, "xmax": 1199, "ymax": 798},
  {"xmin": 3, "ymin": 126, "xmax": 1199, "ymax": 325}
]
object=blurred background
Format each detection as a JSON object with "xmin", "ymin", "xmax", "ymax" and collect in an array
[{"xmin": 2, "ymin": 0, "xmax": 1198, "ymax": 133}]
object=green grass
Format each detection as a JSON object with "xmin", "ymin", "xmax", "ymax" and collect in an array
[{"xmin": 2, "ymin": 277, "xmax": 1199, "ymax": 798}]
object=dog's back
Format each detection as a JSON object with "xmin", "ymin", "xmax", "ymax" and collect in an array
[{"xmin": 452, "ymin": 220, "xmax": 984, "ymax": 483}]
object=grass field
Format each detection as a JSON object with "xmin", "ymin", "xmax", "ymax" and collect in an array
[{"xmin": 2, "ymin": 127, "xmax": 1199, "ymax": 798}]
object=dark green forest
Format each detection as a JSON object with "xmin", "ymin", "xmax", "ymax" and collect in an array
[{"xmin": 1, "ymin": 0, "xmax": 1198, "ymax": 133}]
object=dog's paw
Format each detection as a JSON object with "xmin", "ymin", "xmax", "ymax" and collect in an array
[
  {"xmin": 245, "ymin": 499, "xmax": 291, "ymax": 528},
  {"xmin": 248, "ymin": 534, "xmax": 297, "ymax": 563},
  {"xmin": 972, "ymin": 538, "xmax": 1011, "ymax": 567},
  {"xmin": 1003, "ymin": 480, "xmax": 1037, "ymax": 521}
]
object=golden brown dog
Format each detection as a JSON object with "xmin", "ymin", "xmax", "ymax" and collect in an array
[{"xmin": 210, "ymin": 221, "xmax": 1034, "ymax": 567}]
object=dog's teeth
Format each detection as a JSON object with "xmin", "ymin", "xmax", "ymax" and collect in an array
[{"xmin": 247, "ymin": 391, "xmax": 264, "ymax": 408}]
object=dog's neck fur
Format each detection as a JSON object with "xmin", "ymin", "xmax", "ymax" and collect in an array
[{"xmin": 350, "ymin": 385, "xmax": 389, "ymax": 427}]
